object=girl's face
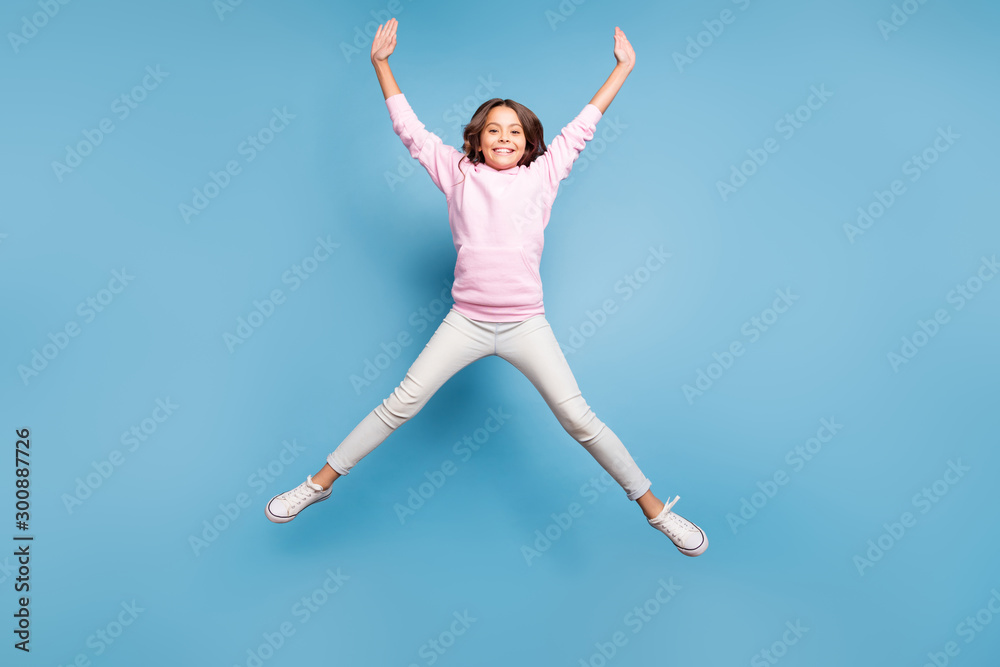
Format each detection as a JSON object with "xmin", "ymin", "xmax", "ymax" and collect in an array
[{"xmin": 479, "ymin": 105, "xmax": 526, "ymax": 170}]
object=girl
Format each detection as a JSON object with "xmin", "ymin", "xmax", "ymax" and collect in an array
[{"xmin": 266, "ymin": 19, "xmax": 707, "ymax": 557}]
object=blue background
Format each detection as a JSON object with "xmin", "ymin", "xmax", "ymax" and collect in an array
[{"xmin": 2, "ymin": 0, "xmax": 999, "ymax": 664}]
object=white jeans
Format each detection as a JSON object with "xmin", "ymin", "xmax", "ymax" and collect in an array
[{"xmin": 327, "ymin": 308, "xmax": 652, "ymax": 501}]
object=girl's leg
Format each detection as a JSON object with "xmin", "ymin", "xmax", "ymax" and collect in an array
[
  {"xmin": 495, "ymin": 315, "xmax": 658, "ymax": 512},
  {"xmin": 315, "ymin": 309, "xmax": 494, "ymax": 487},
  {"xmin": 494, "ymin": 316, "xmax": 707, "ymax": 557}
]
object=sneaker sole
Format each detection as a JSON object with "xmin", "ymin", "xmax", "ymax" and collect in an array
[{"xmin": 265, "ymin": 493, "xmax": 330, "ymax": 524}]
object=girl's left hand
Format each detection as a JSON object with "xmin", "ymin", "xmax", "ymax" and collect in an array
[{"xmin": 613, "ymin": 26, "xmax": 635, "ymax": 70}]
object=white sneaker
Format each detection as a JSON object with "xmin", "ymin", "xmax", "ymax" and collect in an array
[
  {"xmin": 265, "ymin": 476, "xmax": 331, "ymax": 523},
  {"xmin": 648, "ymin": 496, "xmax": 708, "ymax": 557}
]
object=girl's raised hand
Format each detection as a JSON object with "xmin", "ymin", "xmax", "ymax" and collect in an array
[
  {"xmin": 613, "ymin": 26, "xmax": 635, "ymax": 70},
  {"xmin": 371, "ymin": 18, "xmax": 398, "ymax": 63}
]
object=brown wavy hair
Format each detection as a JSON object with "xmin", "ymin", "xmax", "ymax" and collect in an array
[{"xmin": 454, "ymin": 98, "xmax": 546, "ymax": 185}]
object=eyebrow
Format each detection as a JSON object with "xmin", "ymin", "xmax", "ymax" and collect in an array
[{"xmin": 485, "ymin": 121, "xmax": 522, "ymax": 128}]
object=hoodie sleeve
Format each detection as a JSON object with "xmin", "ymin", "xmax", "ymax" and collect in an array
[
  {"xmin": 532, "ymin": 103, "xmax": 603, "ymax": 193},
  {"xmin": 385, "ymin": 93, "xmax": 465, "ymax": 195}
]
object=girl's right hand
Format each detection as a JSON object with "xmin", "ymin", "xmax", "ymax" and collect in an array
[{"xmin": 371, "ymin": 18, "xmax": 398, "ymax": 63}]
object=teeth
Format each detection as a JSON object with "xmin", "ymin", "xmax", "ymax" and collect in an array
[{"xmin": 494, "ymin": 148, "xmax": 512, "ymax": 153}]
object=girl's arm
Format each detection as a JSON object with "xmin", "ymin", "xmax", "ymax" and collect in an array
[
  {"xmin": 371, "ymin": 18, "xmax": 402, "ymax": 99},
  {"xmin": 371, "ymin": 18, "xmax": 464, "ymax": 194},
  {"xmin": 531, "ymin": 27, "xmax": 635, "ymax": 193},
  {"xmin": 589, "ymin": 26, "xmax": 635, "ymax": 114}
]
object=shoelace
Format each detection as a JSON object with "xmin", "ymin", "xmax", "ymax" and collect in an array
[
  {"xmin": 282, "ymin": 479, "xmax": 322, "ymax": 507},
  {"xmin": 651, "ymin": 496, "xmax": 695, "ymax": 539}
]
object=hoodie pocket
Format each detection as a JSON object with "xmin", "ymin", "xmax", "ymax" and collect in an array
[{"xmin": 453, "ymin": 244, "xmax": 543, "ymax": 308}]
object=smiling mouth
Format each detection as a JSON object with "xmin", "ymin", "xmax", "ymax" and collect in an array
[{"xmin": 493, "ymin": 148, "xmax": 514, "ymax": 154}]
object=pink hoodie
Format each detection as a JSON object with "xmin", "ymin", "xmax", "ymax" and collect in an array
[{"xmin": 385, "ymin": 92, "xmax": 603, "ymax": 322}]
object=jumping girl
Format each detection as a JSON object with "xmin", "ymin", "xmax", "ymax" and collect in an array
[{"xmin": 265, "ymin": 19, "xmax": 707, "ymax": 557}]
